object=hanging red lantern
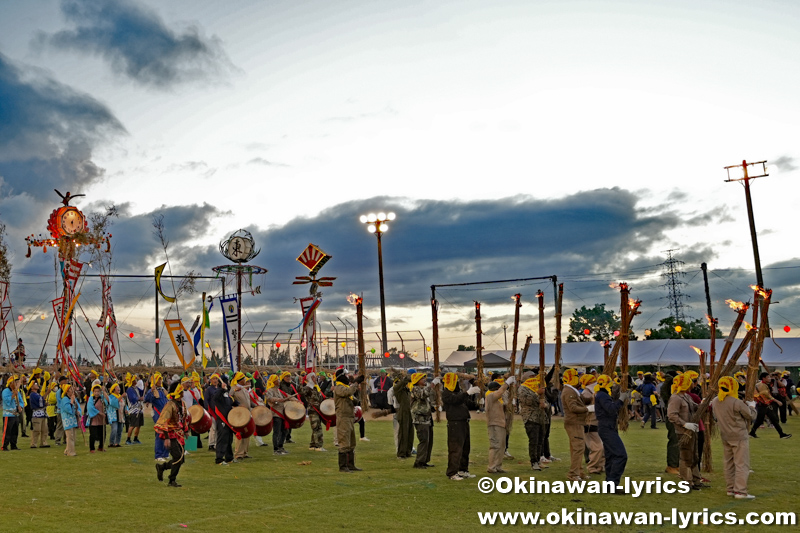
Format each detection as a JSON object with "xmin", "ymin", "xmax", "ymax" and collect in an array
[
  {"xmin": 784, "ymin": 326, "xmax": 791, "ymax": 333},
  {"xmin": 129, "ymin": 332, "xmax": 134, "ymax": 338},
  {"xmin": 155, "ymin": 338, "xmax": 160, "ymax": 344},
  {"xmin": 613, "ymin": 330, "xmax": 620, "ymax": 337},
  {"xmin": 384, "ymin": 352, "xmax": 390, "ymax": 358},
  {"xmin": 583, "ymin": 328, "xmax": 590, "ymax": 335},
  {"xmin": 399, "ymin": 353, "xmax": 405, "ymax": 359},
  {"xmin": 276, "ymin": 342, "xmax": 281, "ymax": 348}
]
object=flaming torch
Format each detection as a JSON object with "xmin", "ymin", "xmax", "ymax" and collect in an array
[
  {"xmin": 744, "ymin": 286, "xmax": 772, "ymax": 401},
  {"xmin": 690, "ymin": 345, "xmax": 707, "ymax": 396}
]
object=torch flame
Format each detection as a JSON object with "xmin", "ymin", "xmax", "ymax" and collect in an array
[
  {"xmin": 346, "ymin": 293, "xmax": 361, "ymax": 306},
  {"xmin": 690, "ymin": 345, "xmax": 703, "ymax": 355},
  {"xmin": 725, "ymin": 299, "xmax": 745, "ymax": 311},
  {"xmin": 744, "ymin": 322, "xmax": 754, "ymax": 331},
  {"xmin": 750, "ymin": 284, "xmax": 769, "ymax": 298},
  {"xmin": 609, "ymin": 282, "xmax": 629, "ymax": 291}
]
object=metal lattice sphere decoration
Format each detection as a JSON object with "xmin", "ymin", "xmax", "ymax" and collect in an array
[{"xmin": 219, "ymin": 229, "xmax": 260, "ymax": 263}]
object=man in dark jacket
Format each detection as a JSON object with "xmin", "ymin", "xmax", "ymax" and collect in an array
[
  {"xmin": 442, "ymin": 373, "xmax": 480, "ymax": 481},
  {"xmin": 204, "ymin": 374, "xmax": 219, "ymax": 451},
  {"xmin": 212, "ymin": 376, "xmax": 235, "ymax": 465},
  {"xmin": 594, "ymin": 374, "xmax": 627, "ymax": 493}
]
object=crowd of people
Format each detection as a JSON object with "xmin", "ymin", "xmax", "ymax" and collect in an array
[{"xmin": 1, "ymin": 364, "xmax": 795, "ymax": 497}]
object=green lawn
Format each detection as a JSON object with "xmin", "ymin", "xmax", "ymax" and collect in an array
[{"xmin": 2, "ymin": 414, "xmax": 797, "ymax": 532}]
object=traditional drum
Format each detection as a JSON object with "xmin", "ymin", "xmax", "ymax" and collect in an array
[
  {"xmin": 228, "ymin": 406, "xmax": 255, "ymax": 439},
  {"xmin": 319, "ymin": 398, "xmax": 336, "ymax": 427},
  {"xmin": 284, "ymin": 400, "xmax": 307, "ymax": 429},
  {"xmin": 354, "ymin": 405, "xmax": 363, "ymax": 423},
  {"xmin": 188, "ymin": 405, "xmax": 213, "ymax": 434},
  {"xmin": 252, "ymin": 405, "xmax": 274, "ymax": 436}
]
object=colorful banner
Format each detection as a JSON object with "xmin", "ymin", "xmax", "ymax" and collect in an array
[
  {"xmin": 164, "ymin": 319, "xmax": 194, "ymax": 370},
  {"xmin": 293, "ymin": 297, "xmax": 321, "ymax": 371},
  {"xmin": 51, "ymin": 296, "xmax": 73, "ymax": 351},
  {"xmin": 194, "ymin": 296, "xmax": 212, "ymax": 369},
  {"xmin": 96, "ymin": 275, "xmax": 119, "ymax": 365},
  {"xmin": 154, "ymin": 263, "xmax": 176, "ymax": 303},
  {"xmin": 60, "ymin": 259, "xmax": 84, "ymax": 298},
  {"xmin": 220, "ymin": 295, "xmax": 239, "ymax": 372}
]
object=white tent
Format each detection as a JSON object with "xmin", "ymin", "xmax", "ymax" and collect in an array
[{"xmin": 441, "ymin": 338, "xmax": 800, "ymax": 368}]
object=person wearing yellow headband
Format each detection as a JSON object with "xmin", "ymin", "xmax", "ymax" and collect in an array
[
  {"xmin": 392, "ymin": 371, "xmax": 415, "ymax": 460},
  {"xmin": 2, "ymin": 375, "xmax": 24, "ymax": 451},
  {"xmin": 486, "ymin": 375, "xmax": 514, "ymax": 474},
  {"xmin": 28, "ymin": 379, "xmax": 50, "ymax": 449},
  {"xmin": 107, "ymin": 383, "xmax": 124, "ymax": 448},
  {"xmin": 279, "ymin": 371, "xmax": 302, "ymax": 445},
  {"xmin": 750, "ymin": 372, "xmax": 792, "ymax": 440},
  {"xmin": 265, "ymin": 374, "xmax": 289, "ymax": 455},
  {"xmin": 153, "ymin": 382, "xmax": 190, "ymax": 487},
  {"xmin": 125, "ymin": 375, "xmax": 145, "ymax": 446},
  {"xmin": 561, "ymin": 368, "xmax": 589, "ymax": 481},
  {"xmin": 710, "ymin": 376, "xmax": 757, "ymax": 499},
  {"xmin": 593, "ymin": 374, "xmax": 628, "ymax": 492},
  {"xmin": 334, "ymin": 369, "xmax": 366, "ymax": 472},
  {"xmin": 145, "ymin": 372, "xmax": 170, "ymax": 463},
  {"xmin": 579, "ymin": 374, "xmax": 604, "ymax": 474},
  {"xmin": 667, "ymin": 374, "xmax": 704, "ymax": 489},
  {"xmin": 519, "ymin": 372, "xmax": 547, "ymax": 471},
  {"xmin": 231, "ymin": 371, "xmax": 256, "ymax": 462},
  {"xmin": 87, "ymin": 383, "xmax": 109, "ymax": 453},
  {"xmin": 58, "ymin": 382, "xmax": 82, "ymax": 457},
  {"xmin": 441, "ymin": 373, "xmax": 480, "ymax": 481},
  {"xmin": 410, "ymin": 372, "xmax": 436, "ymax": 469}
]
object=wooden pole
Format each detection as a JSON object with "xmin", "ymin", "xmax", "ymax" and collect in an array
[
  {"xmin": 716, "ymin": 301, "xmax": 750, "ymax": 372},
  {"xmin": 537, "ymin": 291, "xmax": 545, "ymax": 381},
  {"xmin": 431, "ymin": 294, "xmax": 441, "ymax": 421},
  {"xmin": 356, "ymin": 296, "xmax": 368, "ymax": 411},
  {"xmin": 708, "ymin": 317, "xmax": 717, "ymax": 383},
  {"xmin": 554, "ymin": 283, "xmax": 563, "ymax": 391},
  {"xmin": 509, "ymin": 294, "xmax": 521, "ymax": 379},
  {"xmin": 745, "ymin": 288, "xmax": 771, "ymax": 401},
  {"xmin": 507, "ymin": 294, "xmax": 521, "ymax": 420},
  {"xmin": 618, "ymin": 283, "xmax": 630, "ymax": 431},
  {"xmin": 517, "ymin": 335, "xmax": 532, "ymax": 383},
  {"xmin": 475, "ymin": 301, "xmax": 484, "ymax": 392}
]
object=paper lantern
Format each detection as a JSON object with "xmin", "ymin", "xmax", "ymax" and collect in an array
[
  {"xmin": 675, "ymin": 325, "xmax": 682, "ymax": 333},
  {"xmin": 583, "ymin": 328, "xmax": 590, "ymax": 335},
  {"xmin": 384, "ymin": 352, "xmax": 390, "ymax": 358},
  {"xmin": 426, "ymin": 346, "xmax": 431, "ymax": 352},
  {"xmin": 613, "ymin": 330, "xmax": 620, "ymax": 337},
  {"xmin": 276, "ymin": 342, "xmax": 281, "ymax": 348},
  {"xmin": 399, "ymin": 353, "xmax": 405, "ymax": 359},
  {"xmin": 155, "ymin": 338, "xmax": 160, "ymax": 344},
  {"xmin": 784, "ymin": 326, "xmax": 791, "ymax": 333},
  {"xmin": 371, "ymin": 348, "xmax": 376, "ymax": 353},
  {"xmin": 251, "ymin": 343, "xmax": 257, "ymax": 348},
  {"xmin": 41, "ymin": 314, "xmax": 46, "ymax": 320},
  {"xmin": 205, "ymin": 342, "xmax": 210, "ymax": 348},
  {"xmin": 129, "ymin": 332, "xmax": 134, "ymax": 338},
  {"xmin": 18, "ymin": 315, "xmax": 23, "ymax": 322},
  {"xmin": 340, "ymin": 342, "xmax": 346, "ymax": 348},
  {"xmin": 301, "ymin": 341, "xmax": 307, "ymax": 349}
]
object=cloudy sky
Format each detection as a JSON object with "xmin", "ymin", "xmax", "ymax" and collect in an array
[{"xmin": 1, "ymin": 0, "xmax": 798, "ymax": 365}]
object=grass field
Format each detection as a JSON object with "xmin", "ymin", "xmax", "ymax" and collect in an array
[{"xmin": 2, "ymin": 412, "xmax": 798, "ymax": 532}]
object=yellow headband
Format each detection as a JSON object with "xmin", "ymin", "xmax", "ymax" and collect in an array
[
  {"xmin": 443, "ymin": 373, "xmax": 458, "ymax": 392},
  {"xmin": 61, "ymin": 384, "xmax": 72, "ymax": 395},
  {"xmin": 562, "ymin": 368, "xmax": 579, "ymax": 387},
  {"xmin": 522, "ymin": 376, "xmax": 540, "ymax": 391},
  {"xmin": 267, "ymin": 375, "xmax": 279, "ymax": 389},
  {"xmin": 595, "ymin": 374, "xmax": 613, "ymax": 394},
  {"xmin": 168, "ymin": 384, "xmax": 184, "ymax": 400},
  {"xmin": 579, "ymin": 374, "xmax": 596, "ymax": 388},
  {"xmin": 410, "ymin": 372, "xmax": 426, "ymax": 389},
  {"xmin": 279, "ymin": 371, "xmax": 291, "ymax": 381},
  {"xmin": 718, "ymin": 376, "xmax": 738, "ymax": 403},
  {"xmin": 110, "ymin": 383, "xmax": 120, "ymax": 394}
]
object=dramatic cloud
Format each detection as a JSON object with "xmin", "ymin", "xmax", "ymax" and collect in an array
[
  {"xmin": 0, "ymin": 52, "xmax": 125, "ymax": 231},
  {"xmin": 37, "ymin": 0, "xmax": 235, "ymax": 88}
]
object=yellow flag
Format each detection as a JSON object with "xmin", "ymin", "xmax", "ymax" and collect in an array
[{"xmin": 154, "ymin": 263, "xmax": 176, "ymax": 303}]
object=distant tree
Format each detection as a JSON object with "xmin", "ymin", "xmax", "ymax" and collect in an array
[
  {"xmin": 567, "ymin": 304, "xmax": 621, "ymax": 342},
  {"xmin": 457, "ymin": 345, "xmax": 476, "ymax": 351},
  {"xmin": 645, "ymin": 317, "xmax": 723, "ymax": 340}
]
